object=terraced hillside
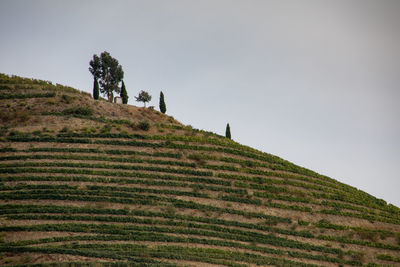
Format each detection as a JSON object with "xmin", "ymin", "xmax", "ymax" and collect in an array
[{"xmin": 0, "ymin": 73, "xmax": 400, "ymax": 267}]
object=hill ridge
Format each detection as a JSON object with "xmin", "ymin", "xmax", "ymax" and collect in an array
[{"xmin": 0, "ymin": 73, "xmax": 399, "ymax": 266}]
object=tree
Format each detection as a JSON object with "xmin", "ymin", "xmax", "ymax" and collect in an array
[
  {"xmin": 120, "ymin": 80, "xmax": 128, "ymax": 104},
  {"xmin": 89, "ymin": 55, "xmax": 101, "ymax": 100},
  {"xmin": 225, "ymin": 123, "xmax": 231, "ymax": 139},
  {"xmin": 159, "ymin": 91, "xmax": 166, "ymax": 113},
  {"xmin": 135, "ymin": 90, "xmax": 152, "ymax": 107},
  {"xmin": 93, "ymin": 78, "xmax": 99, "ymax": 100},
  {"xmin": 89, "ymin": 51, "xmax": 124, "ymax": 102}
]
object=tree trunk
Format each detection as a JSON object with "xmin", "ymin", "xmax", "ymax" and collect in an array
[{"xmin": 108, "ymin": 91, "xmax": 114, "ymax": 102}]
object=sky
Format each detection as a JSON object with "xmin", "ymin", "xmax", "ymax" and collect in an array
[{"xmin": 1, "ymin": 0, "xmax": 399, "ymax": 207}]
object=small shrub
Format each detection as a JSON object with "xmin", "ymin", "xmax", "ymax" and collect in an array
[
  {"xmin": 61, "ymin": 94, "xmax": 73, "ymax": 104},
  {"xmin": 0, "ymin": 233, "xmax": 6, "ymax": 243},
  {"xmin": 0, "ymin": 126, "xmax": 8, "ymax": 136},
  {"xmin": 47, "ymin": 99, "xmax": 56, "ymax": 105},
  {"xmin": 101, "ymin": 124, "xmax": 112, "ymax": 133},
  {"xmin": 20, "ymin": 254, "xmax": 32, "ymax": 264},
  {"xmin": 263, "ymin": 218, "xmax": 279, "ymax": 226},
  {"xmin": 32, "ymin": 130, "xmax": 42, "ymax": 136},
  {"xmin": 192, "ymin": 186, "xmax": 200, "ymax": 193},
  {"xmin": 138, "ymin": 121, "xmax": 150, "ymax": 131},
  {"xmin": 377, "ymin": 254, "xmax": 400, "ymax": 263},
  {"xmin": 2, "ymin": 110, "xmax": 31, "ymax": 123},
  {"xmin": 189, "ymin": 154, "xmax": 207, "ymax": 166},
  {"xmin": 19, "ymin": 111, "xmax": 31, "ymax": 122},
  {"xmin": 355, "ymin": 229, "xmax": 379, "ymax": 242},
  {"xmin": 164, "ymin": 205, "xmax": 176, "ymax": 216},
  {"xmin": 94, "ymin": 202, "xmax": 107, "ymax": 209},
  {"xmin": 9, "ymin": 130, "xmax": 22, "ymax": 136},
  {"xmin": 59, "ymin": 126, "xmax": 69, "ymax": 133},
  {"xmin": 242, "ymin": 161, "xmax": 255, "ymax": 168},
  {"xmin": 298, "ymin": 220, "xmax": 310, "ymax": 226},
  {"xmin": 350, "ymin": 251, "xmax": 365, "ymax": 262},
  {"xmin": 62, "ymin": 106, "xmax": 93, "ymax": 116}
]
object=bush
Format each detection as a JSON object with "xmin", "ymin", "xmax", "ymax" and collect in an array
[
  {"xmin": 0, "ymin": 109, "xmax": 31, "ymax": 123},
  {"xmin": 59, "ymin": 126, "xmax": 70, "ymax": 133},
  {"xmin": 101, "ymin": 124, "xmax": 112, "ymax": 133},
  {"xmin": 0, "ymin": 92, "xmax": 55, "ymax": 99},
  {"xmin": 377, "ymin": 253, "xmax": 400, "ymax": 263},
  {"xmin": 188, "ymin": 154, "xmax": 206, "ymax": 166},
  {"xmin": 61, "ymin": 94, "xmax": 74, "ymax": 104},
  {"xmin": 32, "ymin": 130, "xmax": 42, "ymax": 136},
  {"xmin": 138, "ymin": 121, "xmax": 150, "ymax": 131},
  {"xmin": 62, "ymin": 107, "xmax": 93, "ymax": 116},
  {"xmin": 298, "ymin": 220, "xmax": 310, "ymax": 226}
]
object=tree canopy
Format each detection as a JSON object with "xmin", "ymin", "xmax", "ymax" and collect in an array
[
  {"xmin": 120, "ymin": 81, "xmax": 128, "ymax": 104},
  {"xmin": 159, "ymin": 91, "xmax": 166, "ymax": 113},
  {"xmin": 89, "ymin": 51, "xmax": 124, "ymax": 102},
  {"xmin": 135, "ymin": 90, "xmax": 152, "ymax": 107},
  {"xmin": 225, "ymin": 123, "xmax": 231, "ymax": 139},
  {"xmin": 92, "ymin": 78, "xmax": 99, "ymax": 100}
]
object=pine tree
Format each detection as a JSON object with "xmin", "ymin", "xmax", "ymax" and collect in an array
[
  {"xmin": 89, "ymin": 51, "xmax": 124, "ymax": 102},
  {"xmin": 93, "ymin": 78, "xmax": 99, "ymax": 100},
  {"xmin": 159, "ymin": 91, "xmax": 166, "ymax": 114},
  {"xmin": 225, "ymin": 123, "xmax": 231, "ymax": 139},
  {"xmin": 120, "ymin": 81, "xmax": 128, "ymax": 104}
]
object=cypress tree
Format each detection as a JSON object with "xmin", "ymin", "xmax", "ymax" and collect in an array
[
  {"xmin": 93, "ymin": 78, "xmax": 99, "ymax": 100},
  {"xmin": 159, "ymin": 91, "xmax": 166, "ymax": 114},
  {"xmin": 225, "ymin": 123, "xmax": 231, "ymax": 139},
  {"xmin": 120, "ymin": 81, "xmax": 128, "ymax": 104}
]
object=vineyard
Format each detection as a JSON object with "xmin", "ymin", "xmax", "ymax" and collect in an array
[{"xmin": 0, "ymin": 73, "xmax": 399, "ymax": 266}]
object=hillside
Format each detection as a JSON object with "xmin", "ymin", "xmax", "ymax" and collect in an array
[{"xmin": 0, "ymin": 73, "xmax": 399, "ymax": 267}]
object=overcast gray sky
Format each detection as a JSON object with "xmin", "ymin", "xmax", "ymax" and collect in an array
[{"xmin": 1, "ymin": 0, "xmax": 399, "ymax": 207}]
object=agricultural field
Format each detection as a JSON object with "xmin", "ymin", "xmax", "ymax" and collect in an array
[{"xmin": 0, "ymin": 73, "xmax": 399, "ymax": 266}]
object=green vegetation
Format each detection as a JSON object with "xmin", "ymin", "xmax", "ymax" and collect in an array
[
  {"xmin": 120, "ymin": 80, "xmax": 128, "ymax": 104},
  {"xmin": 159, "ymin": 91, "xmax": 166, "ymax": 113},
  {"xmin": 62, "ymin": 106, "xmax": 93, "ymax": 116},
  {"xmin": 89, "ymin": 51, "xmax": 124, "ymax": 102},
  {"xmin": 135, "ymin": 90, "xmax": 152, "ymax": 107},
  {"xmin": 0, "ymin": 74, "xmax": 399, "ymax": 266},
  {"xmin": 0, "ymin": 91, "xmax": 55, "ymax": 99},
  {"xmin": 225, "ymin": 122, "xmax": 231, "ymax": 139},
  {"xmin": 138, "ymin": 120, "xmax": 150, "ymax": 131},
  {"xmin": 93, "ymin": 78, "xmax": 99, "ymax": 100},
  {"xmin": 376, "ymin": 253, "xmax": 400, "ymax": 263}
]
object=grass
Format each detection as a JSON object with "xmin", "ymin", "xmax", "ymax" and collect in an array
[{"xmin": 0, "ymin": 73, "xmax": 399, "ymax": 266}]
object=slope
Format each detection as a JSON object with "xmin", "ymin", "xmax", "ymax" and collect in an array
[{"xmin": 0, "ymin": 73, "xmax": 399, "ymax": 267}]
